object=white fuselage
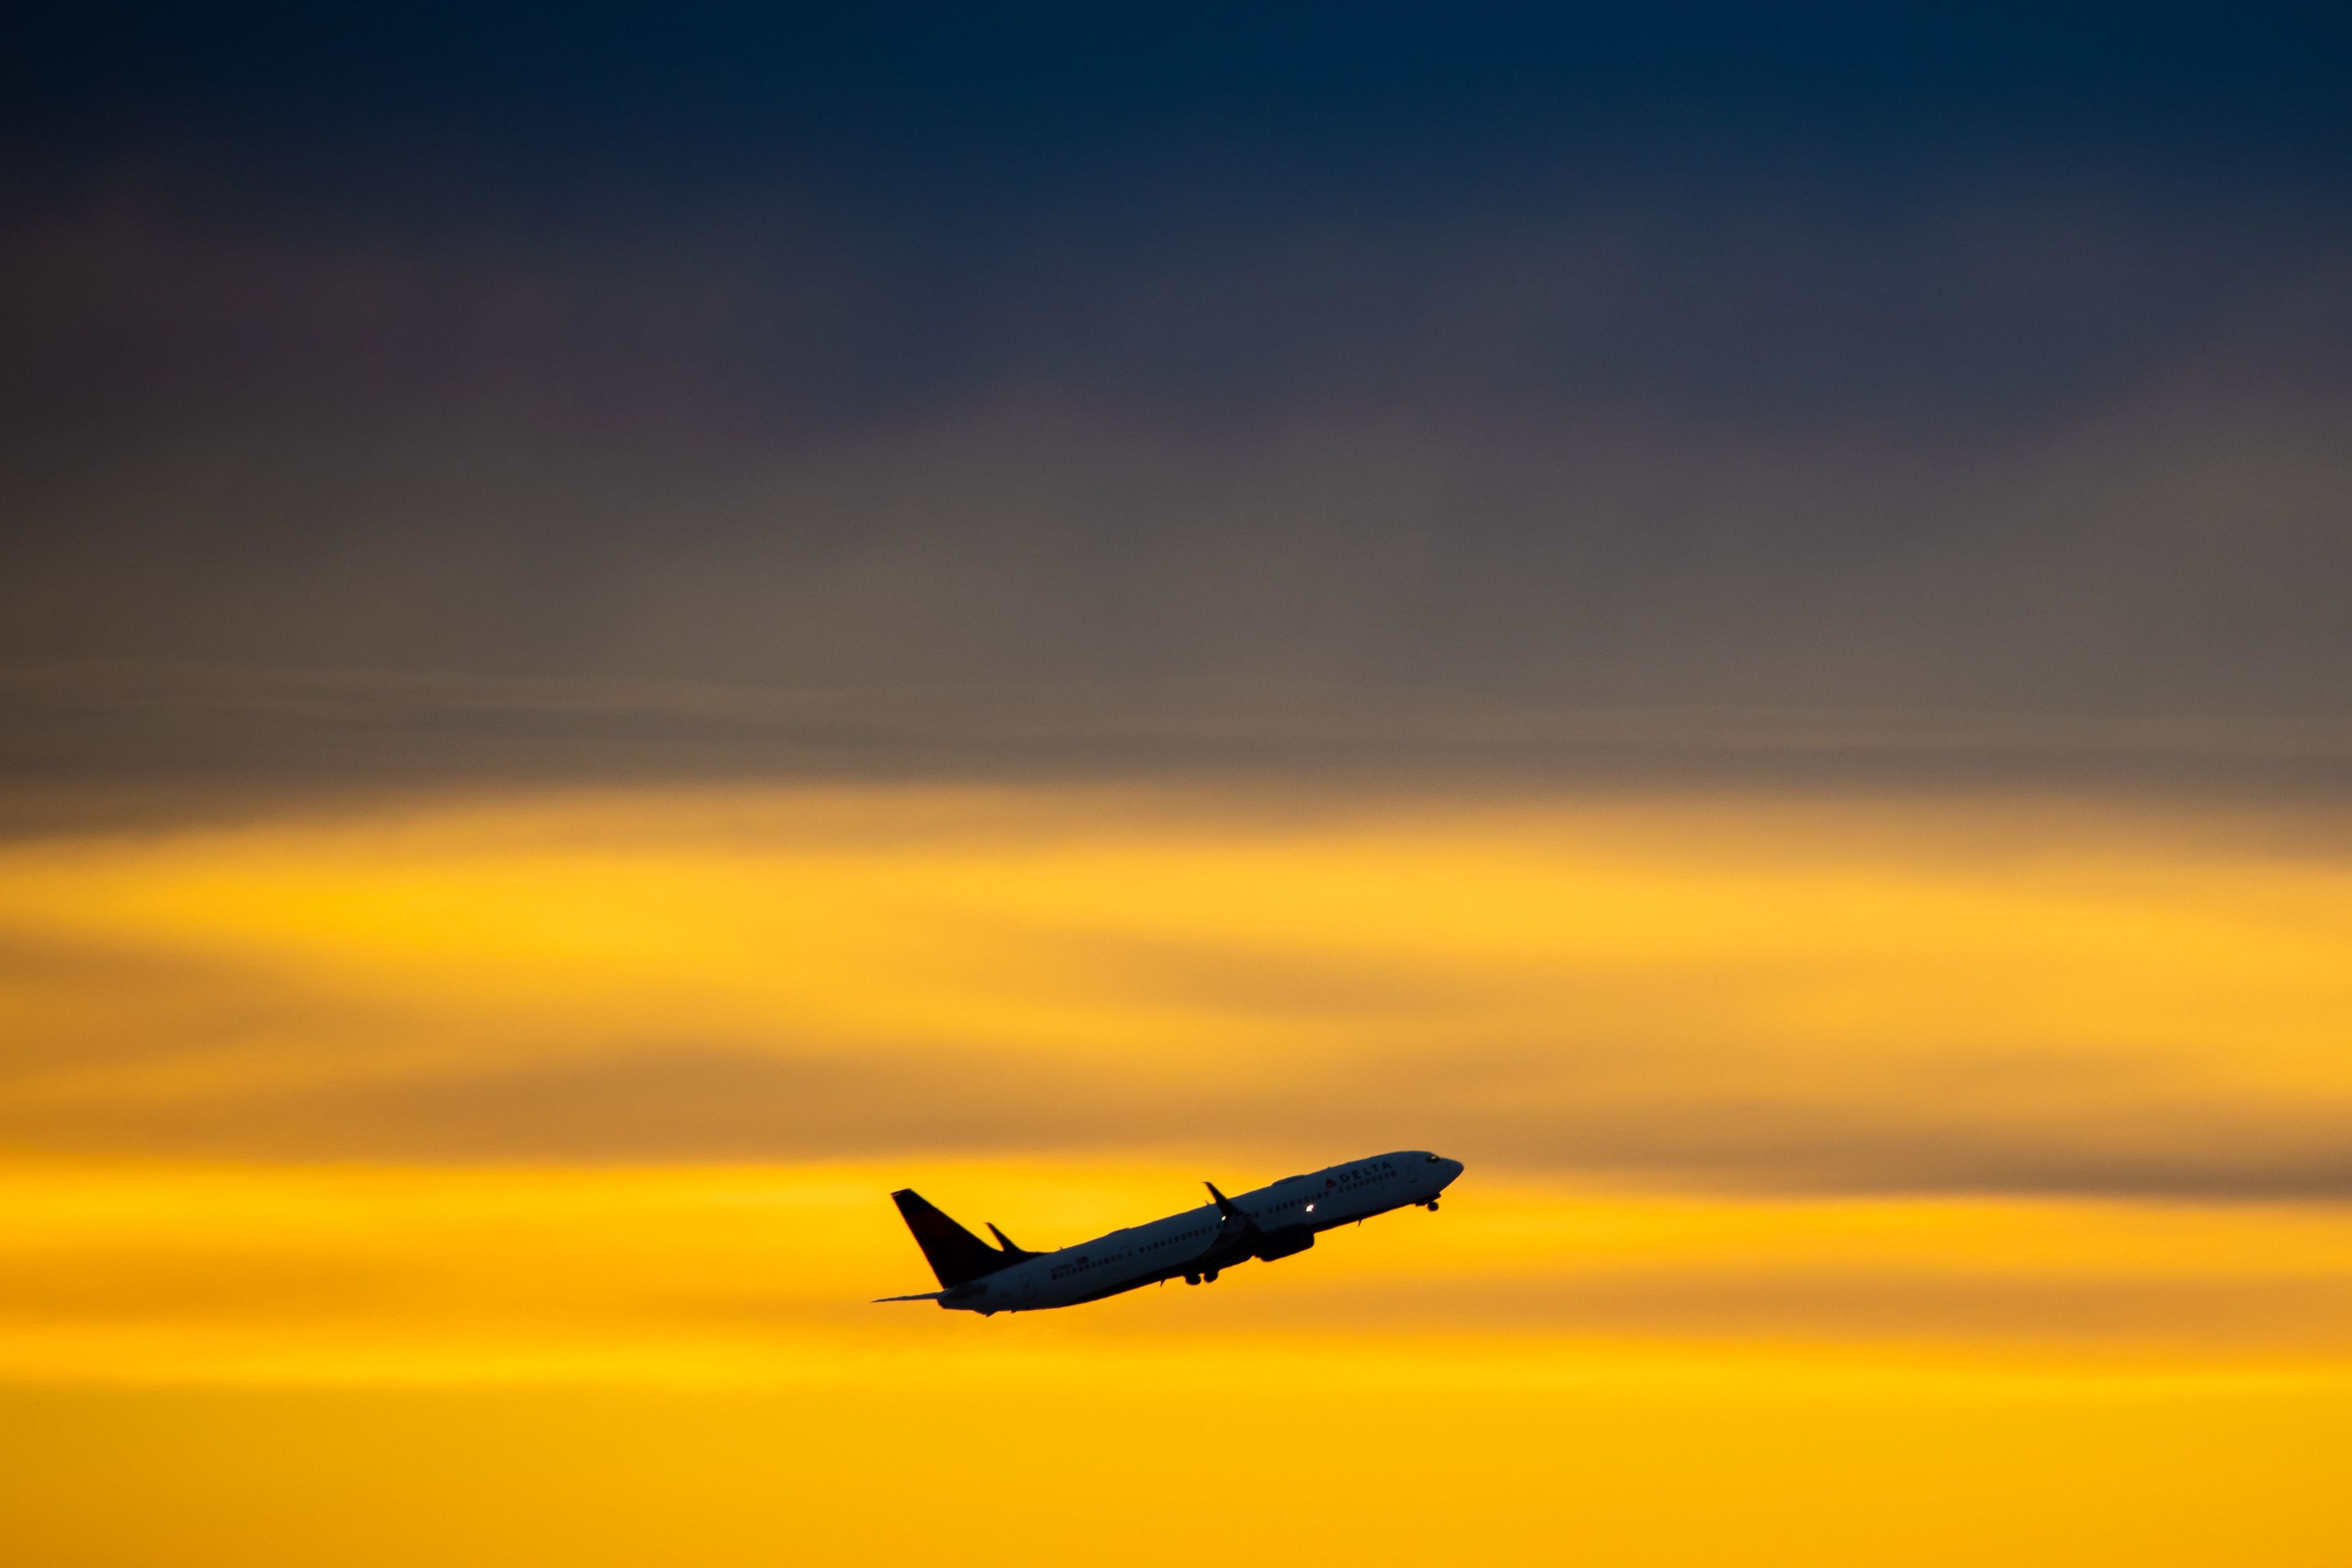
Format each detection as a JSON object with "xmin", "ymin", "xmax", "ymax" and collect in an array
[{"xmin": 937, "ymin": 1150, "xmax": 1463, "ymax": 1314}]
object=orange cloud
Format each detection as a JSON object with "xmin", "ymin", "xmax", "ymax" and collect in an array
[{"xmin": 1, "ymin": 787, "xmax": 2348, "ymax": 1189}]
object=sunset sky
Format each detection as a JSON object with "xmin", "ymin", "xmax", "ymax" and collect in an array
[{"xmin": 6, "ymin": 9, "xmax": 2352, "ymax": 1566}]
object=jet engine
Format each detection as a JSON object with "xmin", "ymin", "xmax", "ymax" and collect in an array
[{"xmin": 1251, "ymin": 1226, "xmax": 1315, "ymax": 1263}]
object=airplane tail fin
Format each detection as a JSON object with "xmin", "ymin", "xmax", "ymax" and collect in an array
[{"xmin": 891, "ymin": 1189, "xmax": 1023, "ymax": 1288}]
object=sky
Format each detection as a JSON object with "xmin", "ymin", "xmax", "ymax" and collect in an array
[{"xmin": 4, "ymin": 8, "xmax": 2352, "ymax": 1566}]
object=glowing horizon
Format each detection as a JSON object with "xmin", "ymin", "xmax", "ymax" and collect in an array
[{"xmin": 6, "ymin": 784, "xmax": 2352, "ymax": 1562}]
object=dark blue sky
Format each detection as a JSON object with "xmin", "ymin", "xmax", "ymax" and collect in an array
[
  {"xmin": 14, "ymin": 9, "xmax": 2350, "ymax": 168},
  {"xmin": 4, "ymin": 6, "xmax": 2350, "ymax": 802}
]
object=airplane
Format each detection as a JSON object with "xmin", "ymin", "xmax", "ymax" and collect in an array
[{"xmin": 877, "ymin": 1150, "xmax": 1464, "ymax": 1313}]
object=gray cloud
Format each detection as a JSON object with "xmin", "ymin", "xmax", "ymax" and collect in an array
[
  {"xmin": 11, "ymin": 1033, "xmax": 2352, "ymax": 1202},
  {"xmin": 4, "ymin": 171, "xmax": 2350, "ymax": 810},
  {"xmin": 6, "ymin": 659, "xmax": 2352, "ymax": 842},
  {"xmin": 1167, "ymin": 1269, "xmax": 2352, "ymax": 1353}
]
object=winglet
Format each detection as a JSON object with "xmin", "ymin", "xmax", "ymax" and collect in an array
[{"xmin": 1205, "ymin": 1180, "xmax": 1237, "ymax": 1217}]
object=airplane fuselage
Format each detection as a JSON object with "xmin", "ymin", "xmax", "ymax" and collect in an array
[{"xmin": 913, "ymin": 1150, "xmax": 1463, "ymax": 1314}]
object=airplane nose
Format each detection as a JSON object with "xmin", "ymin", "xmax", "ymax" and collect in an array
[{"xmin": 1438, "ymin": 1157, "xmax": 1464, "ymax": 1187}]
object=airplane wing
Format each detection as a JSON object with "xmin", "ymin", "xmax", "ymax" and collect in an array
[
  {"xmin": 1205, "ymin": 1178, "xmax": 1314, "ymax": 1266},
  {"xmin": 1205, "ymin": 1181, "xmax": 1263, "ymax": 1238}
]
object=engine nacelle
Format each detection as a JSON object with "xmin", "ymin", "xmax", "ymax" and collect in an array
[{"xmin": 1252, "ymin": 1226, "xmax": 1315, "ymax": 1263}]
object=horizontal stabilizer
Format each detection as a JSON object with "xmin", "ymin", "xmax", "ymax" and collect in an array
[
  {"xmin": 986, "ymin": 1222, "xmax": 1038, "ymax": 1260},
  {"xmin": 873, "ymin": 1290, "xmax": 948, "ymax": 1303}
]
